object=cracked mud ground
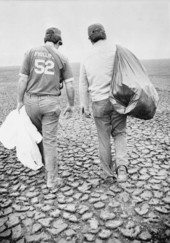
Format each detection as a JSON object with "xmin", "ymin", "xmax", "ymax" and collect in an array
[{"xmin": 0, "ymin": 65, "xmax": 170, "ymax": 243}]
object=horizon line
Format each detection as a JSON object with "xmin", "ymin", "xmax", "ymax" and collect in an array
[{"xmin": 0, "ymin": 57, "xmax": 170, "ymax": 69}]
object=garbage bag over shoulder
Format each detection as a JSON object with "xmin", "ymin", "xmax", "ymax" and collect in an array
[{"xmin": 109, "ymin": 45, "xmax": 159, "ymax": 120}]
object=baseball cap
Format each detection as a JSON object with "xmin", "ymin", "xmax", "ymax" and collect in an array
[
  {"xmin": 44, "ymin": 27, "xmax": 63, "ymax": 45},
  {"xmin": 88, "ymin": 23, "xmax": 105, "ymax": 37}
]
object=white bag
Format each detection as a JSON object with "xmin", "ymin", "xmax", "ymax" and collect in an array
[
  {"xmin": 0, "ymin": 110, "xmax": 18, "ymax": 149},
  {"xmin": 0, "ymin": 107, "xmax": 43, "ymax": 170}
]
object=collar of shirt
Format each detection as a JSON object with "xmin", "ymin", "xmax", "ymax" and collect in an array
[
  {"xmin": 93, "ymin": 39, "xmax": 107, "ymax": 47},
  {"xmin": 45, "ymin": 42, "xmax": 55, "ymax": 47}
]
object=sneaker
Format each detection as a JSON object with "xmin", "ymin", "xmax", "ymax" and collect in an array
[
  {"xmin": 116, "ymin": 165, "xmax": 128, "ymax": 182},
  {"xmin": 47, "ymin": 178, "xmax": 54, "ymax": 188},
  {"xmin": 47, "ymin": 177, "xmax": 64, "ymax": 189},
  {"xmin": 53, "ymin": 177, "xmax": 64, "ymax": 186},
  {"xmin": 46, "ymin": 171, "xmax": 54, "ymax": 188},
  {"xmin": 100, "ymin": 171, "xmax": 116, "ymax": 183}
]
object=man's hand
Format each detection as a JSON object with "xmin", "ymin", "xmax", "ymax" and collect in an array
[
  {"xmin": 80, "ymin": 107, "xmax": 91, "ymax": 119},
  {"xmin": 84, "ymin": 111, "xmax": 91, "ymax": 118},
  {"xmin": 64, "ymin": 106, "xmax": 75, "ymax": 119},
  {"xmin": 17, "ymin": 102, "xmax": 24, "ymax": 112}
]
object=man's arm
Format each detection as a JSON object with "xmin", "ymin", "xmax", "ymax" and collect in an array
[
  {"xmin": 61, "ymin": 58, "xmax": 75, "ymax": 116},
  {"xmin": 63, "ymin": 80, "xmax": 75, "ymax": 117},
  {"xmin": 65, "ymin": 81, "xmax": 74, "ymax": 107},
  {"xmin": 17, "ymin": 50, "xmax": 30, "ymax": 111},
  {"xmin": 79, "ymin": 64, "xmax": 90, "ymax": 114},
  {"xmin": 17, "ymin": 75, "xmax": 28, "ymax": 111}
]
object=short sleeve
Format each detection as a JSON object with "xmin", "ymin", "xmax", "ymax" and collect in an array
[
  {"xmin": 19, "ymin": 50, "xmax": 31, "ymax": 77},
  {"xmin": 62, "ymin": 59, "xmax": 74, "ymax": 83}
]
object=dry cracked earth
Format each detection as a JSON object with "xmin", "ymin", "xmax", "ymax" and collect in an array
[{"xmin": 0, "ymin": 69, "xmax": 170, "ymax": 243}]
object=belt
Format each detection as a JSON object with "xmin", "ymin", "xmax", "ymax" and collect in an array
[{"xmin": 26, "ymin": 92, "xmax": 60, "ymax": 97}]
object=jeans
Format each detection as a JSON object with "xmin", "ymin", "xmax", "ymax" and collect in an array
[
  {"xmin": 92, "ymin": 98, "xmax": 128, "ymax": 176},
  {"xmin": 24, "ymin": 93, "xmax": 61, "ymax": 179}
]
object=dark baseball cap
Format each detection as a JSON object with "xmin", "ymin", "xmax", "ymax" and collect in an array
[
  {"xmin": 44, "ymin": 27, "xmax": 63, "ymax": 45},
  {"xmin": 88, "ymin": 23, "xmax": 105, "ymax": 37}
]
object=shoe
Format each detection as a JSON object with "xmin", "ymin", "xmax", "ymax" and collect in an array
[
  {"xmin": 47, "ymin": 179, "xmax": 54, "ymax": 188},
  {"xmin": 105, "ymin": 176, "xmax": 116, "ymax": 184},
  {"xmin": 53, "ymin": 177, "xmax": 64, "ymax": 186},
  {"xmin": 47, "ymin": 177, "xmax": 64, "ymax": 189},
  {"xmin": 100, "ymin": 171, "xmax": 116, "ymax": 183},
  {"xmin": 116, "ymin": 165, "xmax": 128, "ymax": 182},
  {"xmin": 47, "ymin": 175, "xmax": 54, "ymax": 188}
]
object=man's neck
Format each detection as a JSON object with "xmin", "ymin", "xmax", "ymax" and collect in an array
[
  {"xmin": 45, "ymin": 41, "xmax": 59, "ymax": 49},
  {"xmin": 93, "ymin": 39, "xmax": 106, "ymax": 45}
]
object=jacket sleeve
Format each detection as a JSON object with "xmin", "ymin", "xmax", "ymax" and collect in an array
[{"xmin": 79, "ymin": 63, "xmax": 90, "ymax": 111}]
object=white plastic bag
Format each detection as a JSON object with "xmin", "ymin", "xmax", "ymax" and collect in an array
[
  {"xmin": 16, "ymin": 107, "xmax": 43, "ymax": 170},
  {"xmin": 0, "ymin": 107, "xmax": 43, "ymax": 170},
  {"xmin": 0, "ymin": 110, "xmax": 18, "ymax": 149}
]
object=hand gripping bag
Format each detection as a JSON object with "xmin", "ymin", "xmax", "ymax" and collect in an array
[{"xmin": 109, "ymin": 45, "xmax": 159, "ymax": 120}]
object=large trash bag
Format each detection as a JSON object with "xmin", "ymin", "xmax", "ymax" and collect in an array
[{"xmin": 109, "ymin": 45, "xmax": 159, "ymax": 120}]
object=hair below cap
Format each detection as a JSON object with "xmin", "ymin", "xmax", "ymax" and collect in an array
[
  {"xmin": 44, "ymin": 27, "xmax": 62, "ymax": 45},
  {"xmin": 88, "ymin": 23, "xmax": 105, "ymax": 37}
]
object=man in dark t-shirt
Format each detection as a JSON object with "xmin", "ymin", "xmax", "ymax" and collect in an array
[{"xmin": 17, "ymin": 27, "xmax": 75, "ymax": 188}]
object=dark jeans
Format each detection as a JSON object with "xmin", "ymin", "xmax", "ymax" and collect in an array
[{"xmin": 92, "ymin": 98, "xmax": 128, "ymax": 176}]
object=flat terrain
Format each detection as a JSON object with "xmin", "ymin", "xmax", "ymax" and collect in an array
[{"xmin": 0, "ymin": 60, "xmax": 170, "ymax": 243}]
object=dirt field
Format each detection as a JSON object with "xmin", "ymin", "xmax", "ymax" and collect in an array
[{"xmin": 0, "ymin": 60, "xmax": 170, "ymax": 243}]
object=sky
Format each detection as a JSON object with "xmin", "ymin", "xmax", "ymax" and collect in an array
[{"xmin": 0, "ymin": 0, "xmax": 170, "ymax": 66}]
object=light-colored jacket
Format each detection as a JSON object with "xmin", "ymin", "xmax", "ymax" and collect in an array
[
  {"xmin": 79, "ymin": 40, "xmax": 116, "ymax": 110},
  {"xmin": 0, "ymin": 107, "xmax": 43, "ymax": 170}
]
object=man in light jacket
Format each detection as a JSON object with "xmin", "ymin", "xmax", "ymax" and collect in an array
[
  {"xmin": 79, "ymin": 23, "xmax": 128, "ymax": 182},
  {"xmin": 17, "ymin": 27, "xmax": 75, "ymax": 188}
]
